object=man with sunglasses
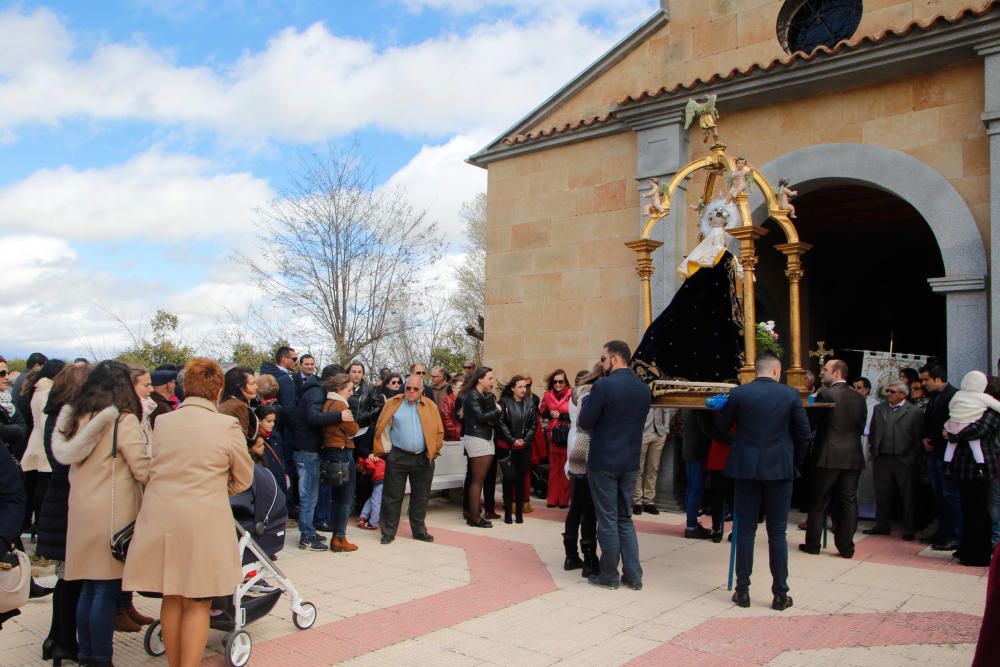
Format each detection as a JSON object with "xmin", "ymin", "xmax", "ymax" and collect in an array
[
  {"xmin": 865, "ymin": 380, "xmax": 922, "ymax": 541},
  {"xmin": 373, "ymin": 375, "xmax": 444, "ymax": 544}
]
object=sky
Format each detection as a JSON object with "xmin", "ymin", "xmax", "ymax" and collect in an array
[{"xmin": 0, "ymin": 0, "xmax": 658, "ymax": 360}]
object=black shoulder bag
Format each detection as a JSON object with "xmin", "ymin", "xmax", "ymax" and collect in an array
[{"xmin": 109, "ymin": 418, "xmax": 137, "ymax": 562}]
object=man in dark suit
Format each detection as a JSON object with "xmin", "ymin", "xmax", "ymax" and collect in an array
[
  {"xmin": 578, "ymin": 340, "xmax": 652, "ymax": 591},
  {"xmin": 717, "ymin": 353, "xmax": 811, "ymax": 610},
  {"xmin": 801, "ymin": 358, "xmax": 868, "ymax": 558},
  {"xmin": 919, "ymin": 363, "xmax": 960, "ymax": 549},
  {"xmin": 864, "ymin": 379, "xmax": 923, "ymax": 540}
]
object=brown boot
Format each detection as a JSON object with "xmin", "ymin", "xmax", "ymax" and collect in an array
[
  {"xmin": 330, "ymin": 536, "xmax": 358, "ymax": 553},
  {"xmin": 126, "ymin": 604, "xmax": 155, "ymax": 626},
  {"xmin": 114, "ymin": 609, "xmax": 142, "ymax": 633},
  {"xmin": 523, "ymin": 502, "xmax": 534, "ymax": 514},
  {"xmin": 341, "ymin": 536, "xmax": 359, "ymax": 552}
]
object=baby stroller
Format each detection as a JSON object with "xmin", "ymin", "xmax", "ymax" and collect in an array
[{"xmin": 143, "ymin": 467, "xmax": 317, "ymax": 666}]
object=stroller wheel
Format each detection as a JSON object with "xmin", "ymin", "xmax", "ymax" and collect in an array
[
  {"xmin": 293, "ymin": 602, "xmax": 317, "ymax": 630},
  {"xmin": 225, "ymin": 630, "xmax": 252, "ymax": 667},
  {"xmin": 143, "ymin": 620, "xmax": 165, "ymax": 656}
]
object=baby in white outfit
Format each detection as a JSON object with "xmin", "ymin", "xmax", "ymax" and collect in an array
[{"xmin": 944, "ymin": 370, "xmax": 1000, "ymax": 465}]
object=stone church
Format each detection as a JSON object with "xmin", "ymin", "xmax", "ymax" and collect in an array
[{"xmin": 469, "ymin": 0, "xmax": 999, "ymax": 385}]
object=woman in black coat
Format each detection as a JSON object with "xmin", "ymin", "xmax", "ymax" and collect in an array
[
  {"xmin": 35, "ymin": 364, "xmax": 89, "ymax": 662},
  {"xmin": 496, "ymin": 375, "xmax": 537, "ymax": 524}
]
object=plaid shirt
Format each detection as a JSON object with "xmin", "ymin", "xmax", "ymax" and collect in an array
[{"xmin": 947, "ymin": 409, "xmax": 1000, "ymax": 482}]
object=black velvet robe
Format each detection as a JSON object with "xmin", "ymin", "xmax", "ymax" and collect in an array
[{"xmin": 631, "ymin": 250, "xmax": 744, "ymax": 384}]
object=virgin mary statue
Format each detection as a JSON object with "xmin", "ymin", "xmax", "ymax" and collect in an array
[{"xmin": 631, "ymin": 199, "xmax": 744, "ymax": 384}]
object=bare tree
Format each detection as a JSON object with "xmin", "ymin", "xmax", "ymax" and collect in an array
[
  {"xmin": 241, "ymin": 146, "xmax": 443, "ymax": 367},
  {"xmin": 449, "ymin": 192, "xmax": 486, "ymax": 361}
]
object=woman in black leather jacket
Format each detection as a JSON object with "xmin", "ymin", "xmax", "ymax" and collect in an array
[
  {"xmin": 496, "ymin": 375, "xmax": 537, "ymax": 524},
  {"xmin": 459, "ymin": 367, "xmax": 501, "ymax": 528}
]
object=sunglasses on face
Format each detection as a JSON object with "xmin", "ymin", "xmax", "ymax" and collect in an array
[
  {"xmin": 553, "ymin": 379, "xmax": 566, "ymax": 385},
  {"xmin": 388, "ymin": 380, "xmax": 401, "ymax": 386},
  {"xmin": 405, "ymin": 387, "xmax": 421, "ymax": 392},
  {"xmin": 0, "ymin": 370, "xmax": 7, "ymax": 378},
  {"xmin": 415, "ymin": 371, "xmax": 426, "ymax": 375},
  {"xmin": 463, "ymin": 365, "xmax": 474, "ymax": 370}
]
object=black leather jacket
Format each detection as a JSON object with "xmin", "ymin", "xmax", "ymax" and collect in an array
[
  {"xmin": 497, "ymin": 395, "xmax": 537, "ymax": 445},
  {"xmin": 461, "ymin": 388, "xmax": 501, "ymax": 440},
  {"xmin": 348, "ymin": 379, "xmax": 385, "ymax": 428}
]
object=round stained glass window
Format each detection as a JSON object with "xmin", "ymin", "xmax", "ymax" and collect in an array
[{"xmin": 777, "ymin": 0, "xmax": 863, "ymax": 54}]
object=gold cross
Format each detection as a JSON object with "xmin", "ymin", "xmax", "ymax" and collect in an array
[{"xmin": 809, "ymin": 340, "xmax": 834, "ymax": 365}]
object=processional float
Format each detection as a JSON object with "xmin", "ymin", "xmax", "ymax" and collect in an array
[{"xmin": 625, "ymin": 97, "xmax": 811, "ymax": 406}]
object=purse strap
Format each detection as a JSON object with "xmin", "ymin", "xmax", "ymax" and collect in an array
[{"xmin": 110, "ymin": 416, "xmax": 120, "ymax": 538}]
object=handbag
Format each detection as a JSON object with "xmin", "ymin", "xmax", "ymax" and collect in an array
[
  {"xmin": 550, "ymin": 420, "xmax": 570, "ymax": 447},
  {"xmin": 320, "ymin": 458, "xmax": 351, "ymax": 488},
  {"xmin": 0, "ymin": 547, "xmax": 30, "ymax": 613},
  {"xmin": 498, "ymin": 452, "xmax": 517, "ymax": 484},
  {"xmin": 109, "ymin": 417, "xmax": 138, "ymax": 562}
]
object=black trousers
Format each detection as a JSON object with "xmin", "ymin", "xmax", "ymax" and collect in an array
[
  {"xmin": 708, "ymin": 471, "xmax": 733, "ymax": 533},
  {"xmin": 484, "ymin": 455, "xmax": 498, "ymax": 513},
  {"xmin": 500, "ymin": 447, "xmax": 532, "ymax": 510},
  {"xmin": 805, "ymin": 468, "xmax": 860, "ymax": 555},
  {"xmin": 380, "ymin": 448, "xmax": 434, "ymax": 539},
  {"xmin": 957, "ymin": 479, "xmax": 992, "ymax": 565},
  {"xmin": 564, "ymin": 476, "xmax": 597, "ymax": 546},
  {"xmin": 873, "ymin": 456, "xmax": 916, "ymax": 533}
]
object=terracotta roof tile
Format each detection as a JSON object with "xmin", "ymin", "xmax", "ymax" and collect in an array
[{"xmin": 499, "ymin": 2, "xmax": 996, "ymax": 147}]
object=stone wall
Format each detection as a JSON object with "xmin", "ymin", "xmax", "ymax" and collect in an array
[
  {"xmin": 528, "ymin": 0, "xmax": 986, "ymax": 136},
  {"xmin": 482, "ymin": 133, "xmax": 640, "ymax": 382}
]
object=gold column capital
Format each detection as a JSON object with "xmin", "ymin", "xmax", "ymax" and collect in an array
[{"xmin": 625, "ymin": 239, "xmax": 664, "ymax": 333}]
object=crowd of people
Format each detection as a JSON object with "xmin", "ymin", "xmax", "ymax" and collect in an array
[{"xmin": 3, "ymin": 343, "xmax": 1000, "ymax": 664}]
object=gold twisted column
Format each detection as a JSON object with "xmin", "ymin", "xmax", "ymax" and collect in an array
[
  {"xmin": 625, "ymin": 239, "xmax": 665, "ymax": 333},
  {"xmin": 775, "ymin": 241, "xmax": 812, "ymax": 392},
  {"xmin": 727, "ymin": 225, "xmax": 768, "ymax": 384}
]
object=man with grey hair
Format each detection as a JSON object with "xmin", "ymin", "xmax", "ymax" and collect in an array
[{"xmin": 864, "ymin": 379, "xmax": 922, "ymax": 540}]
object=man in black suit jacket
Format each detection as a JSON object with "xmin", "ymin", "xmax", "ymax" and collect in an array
[
  {"xmin": 801, "ymin": 359, "xmax": 868, "ymax": 558},
  {"xmin": 864, "ymin": 379, "xmax": 923, "ymax": 540},
  {"xmin": 919, "ymin": 363, "xmax": 960, "ymax": 549},
  {"xmin": 578, "ymin": 340, "xmax": 652, "ymax": 591},
  {"xmin": 717, "ymin": 354, "xmax": 811, "ymax": 610}
]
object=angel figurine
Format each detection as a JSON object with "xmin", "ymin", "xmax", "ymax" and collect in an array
[
  {"xmin": 726, "ymin": 157, "xmax": 752, "ymax": 202},
  {"xmin": 641, "ymin": 178, "xmax": 666, "ymax": 216},
  {"xmin": 684, "ymin": 95, "xmax": 720, "ymax": 144},
  {"xmin": 776, "ymin": 178, "xmax": 798, "ymax": 218}
]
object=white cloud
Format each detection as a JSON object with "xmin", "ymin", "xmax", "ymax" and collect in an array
[
  {"xmin": 0, "ymin": 6, "xmax": 637, "ymax": 143},
  {"xmin": 380, "ymin": 133, "xmax": 488, "ymax": 245},
  {"xmin": 401, "ymin": 0, "xmax": 655, "ymax": 26},
  {"xmin": 0, "ymin": 148, "xmax": 273, "ymax": 242}
]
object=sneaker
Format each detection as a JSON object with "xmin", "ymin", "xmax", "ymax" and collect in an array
[{"xmin": 298, "ymin": 536, "xmax": 327, "ymax": 551}]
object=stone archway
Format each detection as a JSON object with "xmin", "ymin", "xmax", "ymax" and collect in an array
[{"xmin": 749, "ymin": 143, "xmax": 989, "ymax": 379}]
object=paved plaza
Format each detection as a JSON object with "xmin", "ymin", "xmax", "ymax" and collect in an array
[{"xmin": 1, "ymin": 498, "xmax": 988, "ymax": 666}]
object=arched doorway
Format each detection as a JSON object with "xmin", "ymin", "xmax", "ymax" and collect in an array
[
  {"xmin": 751, "ymin": 144, "xmax": 988, "ymax": 379},
  {"xmin": 755, "ymin": 185, "xmax": 946, "ymax": 375}
]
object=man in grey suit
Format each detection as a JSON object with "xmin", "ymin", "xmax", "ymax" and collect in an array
[
  {"xmin": 863, "ymin": 379, "xmax": 923, "ymax": 541},
  {"xmin": 800, "ymin": 358, "xmax": 868, "ymax": 558}
]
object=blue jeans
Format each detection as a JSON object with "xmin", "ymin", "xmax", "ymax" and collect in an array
[
  {"xmin": 294, "ymin": 450, "xmax": 320, "ymax": 540},
  {"xmin": 588, "ymin": 469, "xmax": 642, "ymax": 586},
  {"xmin": 321, "ymin": 449, "xmax": 357, "ymax": 538},
  {"xmin": 77, "ymin": 578, "xmax": 121, "ymax": 662},
  {"xmin": 685, "ymin": 461, "xmax": 707, "ymax": 529},
  {"xmin": 315, "ymin": 482, "xmax": 332, "ymax": 525},
  {"xmin": 733, "ymin": 479, "xmax": 793, "ymax": 596},
  {"xmin": 362, "ymin": 481, "xmax": 384, "ymax": 527},
  {"xmin": 927, "ymin": 454, "xmax": 962, "ymax": 542}
]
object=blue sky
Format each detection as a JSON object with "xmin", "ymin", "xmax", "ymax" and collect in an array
[{"xmin": 0, "ymin": 0, "xmax": 657, "ymax": 358}]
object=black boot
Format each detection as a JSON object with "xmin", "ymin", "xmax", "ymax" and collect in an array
[
  {"xmin": 515, "ymin": 503, "xmax": 524, "ymax": 524},
  {"xmin": 581, "ymin": 540, "xmax": 599, "ymax": 578},
  {"xmin": 563, "ymin": 532, "xmax": 583, "ymax": 570},
  {"xmin": 504, "ymin": 505, "xmax": 513, "ymax": 524}
]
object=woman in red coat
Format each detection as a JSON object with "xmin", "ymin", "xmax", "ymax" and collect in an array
[{"xmin": 540, "ymin": 369, "xmax": 572, "ymax": 508}]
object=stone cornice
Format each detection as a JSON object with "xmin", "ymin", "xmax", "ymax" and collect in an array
[{"xmin": 470, "ymin": 8, "xmax": 1000, "ymax": 166}]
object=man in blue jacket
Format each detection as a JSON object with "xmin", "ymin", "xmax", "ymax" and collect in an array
[
  {"xmin": 578, "ymin": 340, "xmax": 651, "ymax": 590},
  {"xmin": 717, "ymin": 353, "xmax": 811, "ymax": 611}
]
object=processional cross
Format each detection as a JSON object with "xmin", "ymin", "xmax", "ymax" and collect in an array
[{"xmin": 809, "ymin": 340, "xmax": 834, "ymax": 366}]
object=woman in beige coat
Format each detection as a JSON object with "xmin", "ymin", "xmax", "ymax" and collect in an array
[
  {"xmin": 52, "ymin": 360, "xmax": 151, "ymax": 667},
  {"xmin": 123, "ymin": 358, "xmax": 254, "ymax": 667}
]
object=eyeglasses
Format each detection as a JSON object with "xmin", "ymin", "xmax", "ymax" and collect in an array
[
  {"xmin": 414, "ymin": 370, "xmax": 426, "ymax": 375},
  {"xmin": 463, "ymin": 364, "xmax": 474, "ymax": 370},
  {"xmin": 553, "ymin": 379, "xmax": 566, "ymax": 385},
  {"xmin": 404, "ymin": 387, "xmax": 421, "ymax": 392},
  {"xmin": 388, "ymin": 380, "xmax": 401, "ymax": 386},
  {"xmin": 887, "ymin": 389, "xmax": 902, "ymax": 394}
]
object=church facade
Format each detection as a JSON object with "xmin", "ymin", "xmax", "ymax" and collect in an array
[{"xmin": 469, "ymin": 0, "xmax": 1000, "ymax": 385}]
